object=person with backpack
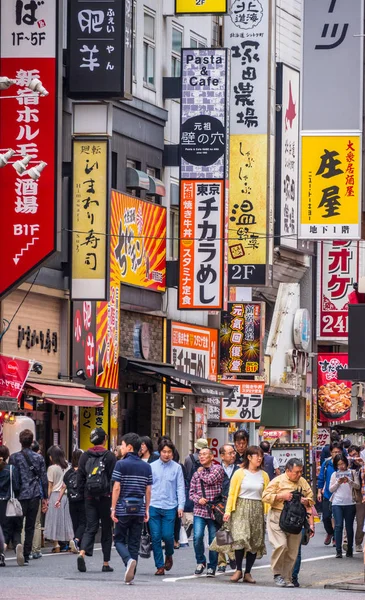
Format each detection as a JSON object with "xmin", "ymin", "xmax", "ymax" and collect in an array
[
  {"xmin": 262, "ymin": 458, "xmax": 314, "ymax": 588},
  {"xmin": 260, "ymin": 441, "xmax": 281, "ymax": 480},
  {"xmin": 317, "ymin": 441, "xmax": 342, "ymax": 546},
  {"xmin": 183, "ymin": 438, "xmax": 207, "ymax": 538},
  {"xmin": 76, "ymin": 427, "xmax": 116, "ymax": 573},
  {"xmin": 56, "ymin": 449, "xmax": 86, "ymax": 553}
]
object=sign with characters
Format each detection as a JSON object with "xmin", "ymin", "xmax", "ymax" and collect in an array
[
  {"xmin": 317, "ymin": 353, "xmax": 352, "ymax": 423},
  {"xmin": 79, "ymin": 392, "xmax": 109, "ymax": 450},
  {"xmin": 0, "ymin": 0, "xmax": 58, "ymax": 299},
  {"xmin": 71, "ymin": 140, "xmax": 109, "ymax": 300},
  {"xmin": 0, "ymin": 355, "xmax": 32, "ymax": 402},
  {"xmin": 224, "ymin": 0, "xmax": 270, "ymax": 285},
  {"xmin": 72, "ymin": 300, "xmax": 97, "ymax": 386},
  {"xmin": 271, "ymin": 443, "xmax": 310, "ymax": 479},
  {"xmin": 67, "ymin": 0, "xmax": 133, "ymax": 99},
  {"xmin": 220, "ymin": 302, "xmax": 264, "ymax": 375},
  {"xmin": 220, "ymin": 380, "xmax": 265, "ymax": 423},
  {"xmin": 178, "ymin": 180, "xmax": 224, "ymax": 310},
  {"xmin": 300, "ymin": 135, "xmax": 361, "ymax": 240}
]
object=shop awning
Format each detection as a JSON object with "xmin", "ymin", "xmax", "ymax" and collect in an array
[
  {"xmin": 25, "ymin": 383, "xmax": 104, "ymax": 407},
  {"xmin": 121, "ymin": 357, "xmax": 234, "ymax": 398},
  {"xmin": 332, "ymin": 418, "xmax": 365, "ymax": 433}
]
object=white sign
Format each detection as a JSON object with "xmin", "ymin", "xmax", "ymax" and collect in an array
[
  {"xmin": 207, "ymin": 426, "xmax": 229, "ymax": 465},
  {"xmin": 220, "ymin": 380, "xmax": 265, "ymax": 423},
  {"xmin": 271, "ymin": 447, "xmax": 305, "ymax": 473},
  {"xmin": 1, "ymin": 0, "xmax": 57, "ymax": 58}
]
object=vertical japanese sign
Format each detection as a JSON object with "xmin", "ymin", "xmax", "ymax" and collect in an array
[
  {"xmin": 68, "ymin": 0, "xmax": 132, "ymax": 99},
  {"xmin": 79, "ymin": 392, "xmax": 109, "ymax": 450},
  {"xmin": 224, "ymin": 0, "xmax": 270, "ymax": 285},
  {"xmin": 0, "ymin": 0, "xmax": 58, "ymax": 298},
  {"xmin": 275, "ymin": 64, "xmax": 300, "ymax": 250},
  {"xmin": 220, "ymin": 380, "xmax": 265, "ymax": 423},
  {"xmin": 175, "ymin": 0, "xmax": 228, "ymax": 14},
  {"xmin": 220, "ymin": 302, "xmax": 264, "ymax": 375},
  {"xmin": 317, "ymin": 353, "xmax": 352, "ymax": 423},
  {"xmin": 71, "ymin": 140, "xmax": 108, "ymax": 300},
  {"xmin": 317, "ymin": 241, "xmax": 362, "ymax": 341},
  {"xmin": 300, "ymin": 135, "xmax": 361, "ymax": 239},
  {"xmin": 179, "ymin": 180, "xmax": 224, "ymax": 309},
  {"xmin": 72, "ymin": 300, "xmax": 97, "ymax": 386}
]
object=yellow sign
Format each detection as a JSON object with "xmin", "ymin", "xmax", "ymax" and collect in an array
[
  {"xmin": 228, "ymin": 134, "xmax": 268, "ymax": 285},
  {"xmin": 175, "ymin": 0, "xmax": 227, "ymax": 14},
  {"xmin": 71, "ymin": 140, "xmax": 108, "ymax": 300},
  {"xmin": 300, "ymin": 135, "xmax": 361, "ymax": 240},
  {"xmin": 79, "ymin": 393, "xmax": 110, "ymax": 451}
]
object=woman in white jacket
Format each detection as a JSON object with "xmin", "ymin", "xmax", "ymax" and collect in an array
[{"xmin": 329, "ymin": 453, "xmax": 360, "ymax": 559}]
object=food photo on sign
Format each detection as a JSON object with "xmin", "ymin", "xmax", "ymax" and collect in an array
[{"xmin": 317, "ymin": 353, "xmax": 352, "ymax": 422}]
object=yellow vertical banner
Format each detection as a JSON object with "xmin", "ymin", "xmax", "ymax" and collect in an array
[{"xmin": 79, "ymin": 393, "xmax": 110, "ymax": 451}]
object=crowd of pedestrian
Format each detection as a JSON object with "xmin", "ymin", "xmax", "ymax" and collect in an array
[{"xmin": 0, "ymin": 427, "xmax": 364, "ymax": 589}]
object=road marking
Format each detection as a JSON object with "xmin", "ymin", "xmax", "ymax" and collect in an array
[{"xmin": 5, "ymin": 548, "xmax": 102, "ymax": 562}]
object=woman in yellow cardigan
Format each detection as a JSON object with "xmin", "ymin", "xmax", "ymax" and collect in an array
[{"xmin": 217, "ymin": 446, "xmax": 269, "ymax": 584}]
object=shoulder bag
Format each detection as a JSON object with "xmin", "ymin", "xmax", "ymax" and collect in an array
[
  {"xmin": 6, "ymin": 466, "xmax": 23, "ymax": 518},
  {"xmin": 351, "ymin": 470, "xmax": 362, "ymax": 504},
  {"xmin": 200, "ymin": 479, "xmax": 225, "ymax": 528}
]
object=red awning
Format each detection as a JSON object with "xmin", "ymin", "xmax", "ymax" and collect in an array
[{"xmin": 26, "ymin": 383, "xmax": 104, "ymax": 407}]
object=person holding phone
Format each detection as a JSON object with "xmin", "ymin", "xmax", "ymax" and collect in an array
[{"xmin": 329, "ymin": 453, "xmax": 360, "ymax": 558}]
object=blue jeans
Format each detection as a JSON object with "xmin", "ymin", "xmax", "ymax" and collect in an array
[
  {"xmin": 292, "ymin": 529, "xmax": 305, "ymax": 580},
  {"xmin": 193, "ymin": 515, "xmax": 218, "ymax": 570},
  {"xmin": 149, "ymin": 506, "xmax": 177, "ymax": 568},
  {"xmin": 114, "ymin": 515, "xmax": 144, "ymax": 565},
  {"xmin": 332, "ymin": 504, "xmax": 356, "ymax": 554}
]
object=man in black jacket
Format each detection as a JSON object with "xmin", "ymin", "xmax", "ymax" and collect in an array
[
  {"xmin": 217, "ymin": 444, "xmax": 238, "ymax": 573},
  {"xmin": 77, "ymin": 427, "xmax": 116, "ymax": 573}
]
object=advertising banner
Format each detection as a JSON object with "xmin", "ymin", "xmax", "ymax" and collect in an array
[
  {"xmin": 0, "ymin": 356, "xmax": 32, "ymax": 401},
  {"xmin": 300, "ymin": 135, "xmax": 361, "ymax": 240},
  {"xmin": 72, "ymin": 301, "xmax": 97, "ymax": 386},
  {"xmin": 220, "ymin": 302, "xmax": 264, "ymax": 375},
  {"xmin": 317, "ymin": 241, "xmax": 364, "ymax": 341},
  {"xmin": 180, "ymin": 48, "xmax": 228, "ymax": 180},
  {"xmin": 71, "ymin": 139, "xmax": 109, "ymax": 300},
  {"xmin": 224, "ymin": 0, "xmax": 270, "ymax": 285},
  {"xmin": 0, "ymin": 0, "xmax": 58, "ymax": 298},
  {"xmin": 179, "ymin": 180, "xmax": 224, "ymax": 310},
  {"xmin": 317, "ymin": 353, "xmax": 352, "ymax": 423},
  {"xmin": 68, "ymin": 0, "xmax": 133, "ymax": 99},
  {"xmin": 79, "ymin": 392, "xmax": 109, "ymax": 450},
  {"xmin": 175, "ymin": 0, "xmax": 228, "ymax": 14},
  {"xmin": 220, "ymin": 380, "xmax": 265, "ymax": 423}
]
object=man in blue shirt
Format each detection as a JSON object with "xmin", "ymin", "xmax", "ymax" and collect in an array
[
  {"xmin": 149, "ymin": 439, "xmax": 185, "ymax": 575},
  {"xmin": 111, "ymin": 433, "xmax": 152, "ymax": 585},
  {"xmin": 317, "ymin": 441, "xmax": 342, "ymax": 545}
]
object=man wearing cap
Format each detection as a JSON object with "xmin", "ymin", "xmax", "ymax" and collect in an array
[
  {"xmin": 183, "ymin": 439, "xmax": 208, "ymax": 537},
  {"xmin": 77, "ymin": 427, "xmax": 116, "ymax": 573}
]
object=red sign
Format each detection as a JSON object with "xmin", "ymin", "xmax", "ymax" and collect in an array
[
  {"xmin": 317, "ymin": 353, "xmax": 352, "ymax": 423},
  {"xmin": 0, "ymin": 2, "xmax": 58, "ymax": 298},
  {"xmin": 0, "ymin": 355, "xmax": 31, "ymax": 400}
]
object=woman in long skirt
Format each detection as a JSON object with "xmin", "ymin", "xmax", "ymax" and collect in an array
[{"xmin": 44, "ymin": 446, "xmax": 74, "ymax": 552}]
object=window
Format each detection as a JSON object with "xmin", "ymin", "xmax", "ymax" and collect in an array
[
  {"xmin": 143, "ymin": 11, "xmax": 155, "ymax": 87},
  {"xmin": 146, "ymin": 166, "xmax": 156, "ymax": 178},
  {"xmin": 132, "ymin": 1, "xmax": 137, "ymax": 81},
  {"xmin": 190, "ymin": 35, "xmax": 206, "ymax": 48},
  {"xmin": 171, "ymin": 27, "xmax": 183, "ymax": 78},
  {"xmin": 170, "ymin": 208, "xmax": 179, "ymax": 259}
]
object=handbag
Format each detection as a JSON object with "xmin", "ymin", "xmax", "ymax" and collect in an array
[
  {"xmin": 216, "ymin": 526, "xmax": 233, "ymax": 546},
  {"xmin": 351, "ymin": 470, "xmax": 362, "ymax": 504},
  {"xmin": 200, "ymin": 479, "xmax": 225, "ymax": 528},
  {"xmin": 139, "ymin": 523, "xmax": 152, "ymax": 559},
  {"xmin": 6, "ymin": 466, "xmax": 23, "ymax": 518}
]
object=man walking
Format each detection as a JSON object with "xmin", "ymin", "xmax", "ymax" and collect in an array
[
  {"xmin": 10, "ymin": 429, "xmax": 48, "ymax": 566},
  {"xmin": 260, "ymin": 441, "xmax": 281, "ymax": 480},
  {"xmin": 149, "ymin": 439, "xmax": 185, "ymax": 575},
  {"xmin": 317, "ymin": 441, "xmax": 342, "ymax": 546},
  {"xmin": 189, "ymin": 447, "xmax": 224, "ymax": 577},
  {"xmin": 111, "ymin": 432, "xmax": 152, "ymax": 585},
  {"xmin": 262, "ymin": 458, "xmax": 314, "ymax": 587},
  {"xmin": 77, "ymin": 427, "xmax": 116, "ymax": 573},
  {"xmin": 233, "ymin": 430, "xmax": 249, "ymax": 465},
  {"xmin": 217, "ymin": 444, "xmax": 238, "ymax": 573},
  {"xmin": 183, "ymin": 438, "xmax": 208, "ymax": 538}
]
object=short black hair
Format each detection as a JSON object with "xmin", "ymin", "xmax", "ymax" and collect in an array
[
  {"xmin": 234, "ymin": 430, "xmax": 249, "ymax": 442},
  {"xmin": 157, "ymin": 434, "xmax": 171, "ymax": 446},
  {"xmin": 71, "ymin": 449, "xmax": 83, "ymax": 468},
  {"xmin": 19, "ymin": 429, "xmax": 34, "ymax": 448},
  {"xmin": 31, "ymin": 440, "xmax": 40, "ymax": 453},
  {"xmin": 140, "ymin": 436, "xmax": 154, "ymax": 455},
  {"xmin": 260, "ymin": 441, "xmax": 271, "ymax": 453},
  {"xmin": 330, "ymin": 431, "xmax": 340, "ymax": 442},
  {"xmin": 122, "ymin": 432, "xmax": 141, "ymax": 453},
  {"xmin": 349, "ymin": 445, "xmax": 361, "ymax": 455},
  {"xmin": 333, "ymin": 453, "xmax": 349, "ymax": 471},
  {"xmin": 330, "ymin": 441, "xmax": 342, "ymax": 451},
  {"xmin": 158, "ymin": 439, "xmax": 176, "ymax": 454},
  {"xmin": 341, "ymin": 438, "xmax": 352, "ymax": 449}
]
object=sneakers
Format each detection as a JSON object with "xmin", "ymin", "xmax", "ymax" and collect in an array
[
  {"xmin": 77, "ymin": 554, "xmax": 87, "ymax": 572},
  {"xmin": 206, "ymin": 568, "xmax": 216, "ymax": 577},
  {"xmin": 125, "ymin": 558, "xmax": 136, "ymax": 584},
  {"xmin": 324, "ymin": 534, "xmax": 332, "ymax": 545},
  {"xmin": 16, "ymin": 544, "xmax": 25, "ymax": 567},
  {"xmin": 285, "ymin": 581, "xmax": 294, "ymax": 587},
  {"xmin": 102, "ymin": 565, "xmax": 114, "ymax": 572},
  {"xmin": 217, "ymin": 565, "xmax": 226, "ymax": 573},
  {"xmin": 69, "ymin": 540, "xmax": 78, "ymax": 554},
  {"xmin": 274, "ymin": 575, "xmax": 286, "ymax": 587},
  {"xmin": 356, "ymin": 544, "xmax": 363, "ymax": 553},
  {"xmin": 194, "ymin": 563, "xmax": 206, "ymax": 575},
  {"xmin": 0, "ymin": 553, "xmax": 5, "ymax": 567},
  {"xmin": 32, "ymin": 552, "xmax": 42, "ymax": 559},
  {"xmin": 335, "ymin": 552, "xmax": 342, "ymax": 558},
  {"xmin": 292, "ymin": 578, "xmax": 300, "ymax": 588},
  {"xmin": 346, "ymin": 550, "xmax": 353, "ymax": 558}
]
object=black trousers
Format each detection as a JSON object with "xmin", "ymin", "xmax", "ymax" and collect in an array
[
  {"xmin": 322, "ymin": 498, "xmax": 334, "ymax": 537},
  {"xmin": 69, "ymin": 500, "xmax": 86, "ymax": 542},
  {"xmin": 0, "ymin": 499, "xmax": 22, "ymax": 550},
  {"xmin": 81, "ymin": 496, "xmax": 112, "ymax": 562},
  {"xmin": 20, "ymin": 498, "xmax": 40, "ymax": 559}
]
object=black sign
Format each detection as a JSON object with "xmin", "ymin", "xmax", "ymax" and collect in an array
[
  {"xmin": 67, "ymin": 0, "xmax": 133, "ymax": 99},
  {"xmin": 72, "ymin": 301, "xmax": 97, "ymax": 386},
  {"xmin": 181, "ymin": 115, "xmax": 225, "ymax": 167}
]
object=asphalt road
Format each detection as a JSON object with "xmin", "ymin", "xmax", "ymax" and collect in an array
[{"xmin": 1, "ymin": 522, "xmax": 365, "ymax": 600}]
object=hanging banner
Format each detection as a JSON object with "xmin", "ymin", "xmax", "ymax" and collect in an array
[
  {"xmin": 178, "ymin": 180, "xmax": 224, "ymax": 309},
  {"xmin": 220, "ymin": 380, "xmax": 265, "ymax": 423},
  {"xmin": 300, "ymin": 135, "xmax": 361, "ymax": 240},
  {"xmin": 0, "ymin": 0, "xmax": 58, "ymax": 299},
  {"xmin": 224, "ymin": 0, "xmax": 270, "ymax": 285},
  {"xmin": 0, "ymin": 356, "xmax": 32, "ymax": 402},
  {"xmin": 317, "ymin": 353, "xmax": 352, "ymax": 423},
  {"xmin": 175, "ymin": 0, "xmax": 228, "ymax": 14},
  {"xmin": 180, "ymin": 48, "xmax": 228, "ymax": 180},
  {"xmin": 79, "ymin": 392, "xmax": 109, "ymax": 450},
  {"xmin": 220, "ymin": 302, "xmax": 264, "ymax": 375},
  {"xmin": 317, "ymin": 241, "xmax": 364, "ymax": 341},
  {"xmin": 72, "ymin": 300, "xmax": 97, "ymax": 386},
  {"xmin": 71, "ymin": 139, "xmax": 109, "ymax": 300}
]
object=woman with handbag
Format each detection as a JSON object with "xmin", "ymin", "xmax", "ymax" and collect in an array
[
  {"xmin": 44, "ymin": 446, "xmax": 74, "ymax": 553},
  {"xmin": 0, "ymin": 445, "xmax": 21, "ymax": 566},
  {"xmin": 329, "ymin": 453, "xmax": 360, "ymax": 558},
  {"xmin": 212, "ymin": 445, "xmax": 269, "ymax": 584}
]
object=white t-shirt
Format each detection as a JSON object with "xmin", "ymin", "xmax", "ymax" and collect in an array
[
  {"xmin": 239, "ymin": 469, "xmax": 265, "ymax": 500},
  {"xmin": 47, "ymin": 464, "xmax": 69, "ymax": 493},
  {"xmin": 273, "ymin": 456, "xmax": 279, "ymax": 469},
  {"xmin": 329, "ymin": 471, "xmax": 355, "ymax": 506}
]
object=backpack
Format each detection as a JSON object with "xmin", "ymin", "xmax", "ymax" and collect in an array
[
  {"xmin": 65, "ymin": 469, "xmax": 82, "ymax": 502},
  {"xmin": 184, "ymin": 454, "xmax": 200, "ymax": 512},
  {"xmin": 84, "ymin": 451, "xmax": 110, "ymax": 497},
  {"xmin": 263, "ymin": 454, "xmax": 276, "ymax": 480},
  {"xmin": 279, "ymin": 490, "xmax": 307, "ymax": 534}
]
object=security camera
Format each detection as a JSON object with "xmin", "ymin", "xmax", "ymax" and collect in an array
[
  {"xmin": 13, "ymin": 155, "xmax": 31, "ymax": 175},
  {"xmin": 28, "ymin": 78, "xmax": 49, "ymax": 96},
  {"xmin": 32, "ymin": 362, "xmax": 43, "ymax": 375},
  {"xmin": 0, "ymin": 77, "xmax": 16, "ymax": 90},
  {"xmin": 0, "ymin": 149, "xmax": 15, "ymax": 168},
  {"xmin": 25, "ymin": 161, "xmax": 47, "ymax": 181}
]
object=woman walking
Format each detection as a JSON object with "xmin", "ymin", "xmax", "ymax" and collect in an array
[
  {"xmin": 329, "ymin": 453, "xmax": 360, "ymax": 558},
  {"xmin": 139, "ymin": 436, "xmax": 158, "ymax": 463},
  {"xmin": 215, "ymin": 445, "xmax": 269, "ymax": 584},
  {"xmin": 44, "ymin": 446, "xmax": 74, "ymax": 552},
  {"xmin": 56, "ymin": 449, "xmax": 85, "ymax": 553},
  {"xmin": 0, "ymin": 445, "xmax": 21, "ymax": 566}
]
